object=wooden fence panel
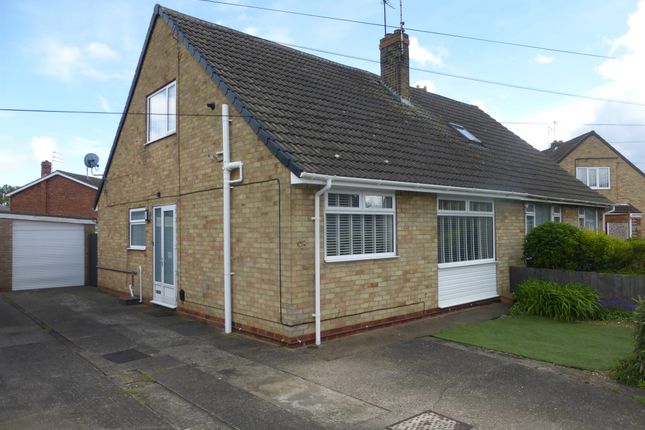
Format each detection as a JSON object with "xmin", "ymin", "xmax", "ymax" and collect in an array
[{"xmin": 509, "ymin": 266, "xmax": 645, "ymax": 310}]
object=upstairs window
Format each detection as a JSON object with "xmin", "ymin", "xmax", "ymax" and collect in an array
[
  {"xmin": 449, "ymin": 123, "xmax": 482, "ymax": 144},
  {"xmin": 551, "ymin": 206, "xmax": 562, "ymax": 223},
  {"xmin": 576, "ymin": 167, "xmax": 610, "ymax": 189},
  {"xmin": 147, "ymin": 81, "xmax": 176, "ymax": 143},
  {"xmin": 129, "ymin": 208, "xmax": 147, "ymax": 249},
  {"xmin": 325, "ymin": 191, "xmax": 395, "ymax": 261}
]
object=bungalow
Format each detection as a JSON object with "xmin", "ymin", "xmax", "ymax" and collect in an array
[{"xmin": 95, "ymin": 5, "xmax": 609, "ymax": 345}]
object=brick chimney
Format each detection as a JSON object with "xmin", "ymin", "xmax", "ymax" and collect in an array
[
  {"xmin": 380, "ymin": 29, "xmax": 410, "ymax": 100},
  {"xmin": 41, "ymin": 160, "xmax": 52, "ymax": 177}
]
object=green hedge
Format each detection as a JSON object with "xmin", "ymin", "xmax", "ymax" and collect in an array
[
  {"xmin": 523, "ymin": 222, "xmax": 645, "ymax": 274},
  {"xmin": 511, "ymin": 279, "xmax": 603, "ymax": 322}
]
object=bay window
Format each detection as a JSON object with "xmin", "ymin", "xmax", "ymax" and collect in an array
[
  {"xmin": 438, "ymin": 198, "xmax": 494, "ymax": 264},
  {"xmin": 325, "ymin": 191, "xmax": 395, "ymax": 261}
]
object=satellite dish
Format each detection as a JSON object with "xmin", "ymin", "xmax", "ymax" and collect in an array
[{"xmin": 84, "ymin": 153, "xmax": 99, "ymax": 169}]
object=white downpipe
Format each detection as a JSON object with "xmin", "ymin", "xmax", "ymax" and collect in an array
[
  {"xmin": 314, "ymin": 178, "xmax": 332, "ymax": 345},
  {"xmin": 222, "ymin": 104, "xmax": 233, "ymax": 334},
  {"xmin": 139, "ymin": 265, "xmax": 143, "ymax": 303}
]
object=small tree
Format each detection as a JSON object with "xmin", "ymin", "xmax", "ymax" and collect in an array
[
  {"xmin": 615, "ymin": 298, "xmax": 645, "ymax": 387},
  {"xmin": 0, "ymin": 184, "xmax": 17, "ymax": 206}
]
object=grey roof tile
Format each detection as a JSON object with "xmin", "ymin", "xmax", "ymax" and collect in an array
[{"xmin": 152, "ymin": 7, "xmax": 609, "ymax": 205}]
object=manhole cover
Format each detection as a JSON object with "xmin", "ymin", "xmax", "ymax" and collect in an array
[
  {"xmin": 387, "ymin": 410, "xmax": 472, "ymax": 430},
  {"xmin": 102, "ymin": 348, "xmax": 150, "ymax": 364}
]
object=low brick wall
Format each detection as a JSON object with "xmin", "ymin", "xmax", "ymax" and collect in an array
[{"xmin": 510, "ymin": 266, "xmax": 645, "ymax": 310}]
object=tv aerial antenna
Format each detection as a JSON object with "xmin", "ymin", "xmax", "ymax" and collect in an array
[
  {"xmin": 84, "ymin": 153, "xmax": 103, "ymax": 177},
  {"xmin": 382, "ymin": 0, "xmax": 394, "ymax": 35}
]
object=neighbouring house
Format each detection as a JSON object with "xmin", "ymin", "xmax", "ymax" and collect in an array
[
  {"xmin": 95, "ymin": 5, "xmax": 609, "ymax": 345},
  {"xmin": 0, "ymin": 161, "xmax": 98, "ymax": 291},
  {"xmin": 8, "ymin": 160, "xmax": 101, "ymax": 219},
  {"xmin": 543, "ymin": 131, "xmax": 644, "ymax": 238}
]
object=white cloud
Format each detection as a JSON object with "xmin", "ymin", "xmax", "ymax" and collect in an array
[
  {"xmin": 470, "ymin": 100, "xmax": 488, "ymax": 111},
  {"xmin": 36, "ymin": 39, "xmax": 122, "ymax": 81},
  {"xmin": 243, "ymin": 26, "xmax": 258, "ymax": 36},
  {"xmin": 98, "ymin": 96, "xmax": 112, "ymax": 112},
  {"xmin": 409, "ymin": 36, "xmax": 444, "ymax": 67},
  {"xmin": 534, "ymin": 53, "xmax": 555, "ymax": 64},
  {"xmin": 87, "ymin": 42, "xmax": 119, "ymax": 60},
  {"xmin": 413, "ymin": 79, "xmax": 436, "ymax": 93},
  {"xmin": 512, "ymin": 0, "xmax": 645, "ymax": 172},
  {"xmin": 30, "ymin": 136, "xmax": 57, "ymax": 162}
]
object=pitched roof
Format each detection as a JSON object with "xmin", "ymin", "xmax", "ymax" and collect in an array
[
  {"xmin": 542, "ymin": 130, "xmax": 645, "ymax": 180},
  {"xmin": 8, "ymin": 170, "xmax": 100, "ymax": 197},
  {"xmin": 99, "ymin": 5, "xmax": 610, "ymax": 207}
]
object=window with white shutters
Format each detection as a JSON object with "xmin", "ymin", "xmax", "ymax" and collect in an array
[
  {"xmin": 325, "ymin": 191, "xmax": 395, "ymax": 261},
  {"xmin": 438, "ymin": 198, "xmax": 494, "ymax": 264}
]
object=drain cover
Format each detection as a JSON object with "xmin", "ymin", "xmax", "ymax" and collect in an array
[
  {"xmin": 102, "ymin": 348, "xmax": 150, "ymax": 364},
  {"xmin": 387, "ymin": 410, "xmax": 472, "ymax": 430}
]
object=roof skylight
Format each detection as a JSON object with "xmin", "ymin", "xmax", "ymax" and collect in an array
[{"xmin": 449, "ymin": 123, "xmax": 482, "ymax": 144}]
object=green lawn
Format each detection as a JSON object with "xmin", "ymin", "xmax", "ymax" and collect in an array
[{"xmin": 434, "ymin": 315, "xmax": 633, "ymax": 371}]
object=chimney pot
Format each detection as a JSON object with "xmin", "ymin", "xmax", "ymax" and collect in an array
[
  {"xmin": 379, "ymin": 30, "xmax": 410, "ymax": 100},
  {"xmin": 41, "ymin": 160, "xmax": 52, "ymax": 177}
]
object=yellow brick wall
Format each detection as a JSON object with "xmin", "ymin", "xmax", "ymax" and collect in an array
[
  {"xmin": 98, "ymin": 16, "xmax": 547, "ymax": 341},
  {"xmin": 494, "ymin": 199, "xmax": 525, "ymax": 297},
  {"xmin": 558, "ymin": 135, "xmax": 645, "ymax": 215}
]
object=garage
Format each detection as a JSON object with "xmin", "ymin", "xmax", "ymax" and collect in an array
[
  {"xmin": 12, "ymin": 221, "xmax": 85, "ymax": 290},
  {"xmin": 0, "ymin": 213, "xmax": 94, "ymax": 291}
]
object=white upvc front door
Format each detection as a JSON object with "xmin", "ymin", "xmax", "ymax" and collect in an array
[{"xmin": 152, "ymin": 205, "xmax": 177, "ymax": 308}]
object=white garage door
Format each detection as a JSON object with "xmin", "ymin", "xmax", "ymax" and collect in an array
[
  {"xmin": 438, "ymin": 262, "xmax": 498, "ymax": 308},
  {"xmin": 12, "ymin": 221, "xmax": 85, "ymax": 290}
]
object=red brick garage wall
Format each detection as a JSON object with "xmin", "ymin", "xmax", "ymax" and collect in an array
[{"xmin": 11, "ymin": 175, "xmax": 97, "ymax": 219}]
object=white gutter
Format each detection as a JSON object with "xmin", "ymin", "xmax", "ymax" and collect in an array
[
  {"xmin": 292, "ymin": 172, "xmax": 609, "ymax": 208},
  {"xmin": 313, "ymin": 178, "xmax": 332, "ymax": 345},
  {"xmin": 222, "ymin": 104, "xmax": 233, "ymax": 334}
]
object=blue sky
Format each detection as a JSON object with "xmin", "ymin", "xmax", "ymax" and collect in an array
[{"xmin": 1, "ymin": 0, "xmax": 644, "ymax": 187}]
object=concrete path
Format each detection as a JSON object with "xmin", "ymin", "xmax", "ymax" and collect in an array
[{"xmin": 1, "ymin": 287, "xmax": 644, "ymax": 429}]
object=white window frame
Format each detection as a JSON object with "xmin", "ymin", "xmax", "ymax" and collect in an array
[
  {"xmin": 551, "ymin": 205, "xmax": 562, "ymax": 223},
  {"xmin": 525, "ymin": 203, "xmax": 536, "ymax": 235},
  {"xmin": 578, "ymin": 207, "xmax": 598, "ymax": 231},
  {"xmin": 576, "ymin": 167, "xmax": 610, "ymax": 190},
  {"xmin": 147, "ymin": 81, "xmax": 177, "ymax": 143},
  {"xmin": 324, "ymin": 190, "xmax": 397, "ymax": 262},
  {"xmin": 129, "ymin": 208, "xmax": 147, "ymax": 250},
  {"xmin": 437, "ymin": 197, "xmax": 495, "ymax": 268}
]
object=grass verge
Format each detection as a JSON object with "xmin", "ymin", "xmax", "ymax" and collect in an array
[{"xmin": 434, "ymin": 315, "xmax": 632, "ymax": 371}]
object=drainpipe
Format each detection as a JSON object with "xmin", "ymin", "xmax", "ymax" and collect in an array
[
  {"xmin": 139, "ymin": 265, "xmax": 143, "ymax": 304},
  {"xmin": 222, "ymin": 104, "xmax": 244, "ymax": 334},
  {"xmin": 222, "ymin": 104, "xmax": 233, "ymax": 334},
  {"xmin": 313, "ymin": 178, "xmax": 332, "ymax": 345}
]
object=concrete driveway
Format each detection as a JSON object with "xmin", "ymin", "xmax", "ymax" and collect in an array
[{"xmin": 1, "ymin": 287, "xmax": 644, "ymax": 429}]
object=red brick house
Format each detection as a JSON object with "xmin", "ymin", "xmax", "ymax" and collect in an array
[
  {"xmin": 0, "ymin": 161, "xmax": 98, "ymax": 291},
  {"xmin": 8, "ymin": 161, "xmax": 101, "ymax": 219}
]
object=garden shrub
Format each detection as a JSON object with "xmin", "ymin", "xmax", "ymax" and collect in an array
[
  {"xmin": 615, "ymin": 298, "xmax": 645, "ymax": 387},
  {"xmin": 523, "ymin": 222, "xmax": 580, "ymax": 270},
  {"xmin": 524, "ymin": 223, "xmax": 645, "ymax": 275},
  {"xmin": 512, "ymin": 279, "xmax": 603, "ymax": 322}
]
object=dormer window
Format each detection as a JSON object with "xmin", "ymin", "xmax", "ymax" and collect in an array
[{"xmin": 449, "ymin": 123, "xmax": 481, "ymax": 144}]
